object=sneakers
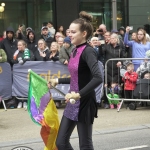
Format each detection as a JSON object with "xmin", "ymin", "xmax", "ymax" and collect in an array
[
  {"xmin": 23, "ymin": 102, "xmax": 27, "ymax": 110},
  {"xmin": 110, "ymin": 104, "xmax": 114, "ymax": 109},
  {"xmin": 17, "ymin": 102, "xmax": 22, "ymax": 108}
]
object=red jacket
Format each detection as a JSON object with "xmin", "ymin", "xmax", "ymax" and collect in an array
[{"xmin": 122, "ymin": 71, "xmax": 138, "ymax": 90}]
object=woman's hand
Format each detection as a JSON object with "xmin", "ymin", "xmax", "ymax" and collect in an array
[
  {"xmin": 50, "ymin": 53, "xmax": 55, "ymax": 58},
  {"xmin": 47, "ymin": 79, "xmax": 58, "ymax": 88},
  {"xmin": 64, "ymin": 60, "xmax": 68, "ymax": 65},
  {"xmin": 40, "ymin": 52, "xmax": 46, "ymax": 57},
  {"xmin": 116, "ymin": 61, "xmax": 122, "ymax": 67},
  {"xmin": 126, "ymin": 26, "xmax": 130, "ymax": 33}
]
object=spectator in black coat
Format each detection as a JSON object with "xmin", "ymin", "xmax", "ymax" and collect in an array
[
  {"xmin": 34, "ymin": 39, "xmax": 49, "ymax": 61},
  {"xmin": 17, "ymin": 29, "xmax": 38, "ymax": 54},
  {"xmin": 46, "ymin": 42, "xmax": 59, "ymax": 61},
  {"xmin": 12, "ymin": 40, "xmax": 34, "ymax": 65},
  {"xmin": 0, "ymin": 27, "xmax": 18, "ymax": 66}
]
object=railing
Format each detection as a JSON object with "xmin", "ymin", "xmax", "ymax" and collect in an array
[{"xmin": 105, "ymin": 58, "xmax": 150, "ymax": 111}]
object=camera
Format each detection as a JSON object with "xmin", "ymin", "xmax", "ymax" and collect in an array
[
  {"xmin": 129, "ymin": 26, "xmax": 133, "ymax": 30},
  {"xmin": 98, "ymin": 29, "xmax": 103, "ymax": 32}
]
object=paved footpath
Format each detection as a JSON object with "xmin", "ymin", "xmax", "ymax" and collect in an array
[{"xmin": 0, "ymin": 105, "xmax": 150, "ymax": 150}]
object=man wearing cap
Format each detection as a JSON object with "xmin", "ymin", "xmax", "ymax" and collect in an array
[
  {"xmin": 0, "ymin": 27, "xmax": 18, "ymax": 66},
  {"xmin": 47, "ymin": 21, "xmax": 56, "ymax": 38},
  {"xmin": 40, "ymin": 26, "xmax": 54, "ymax": 48},
  {"xmin": 59, "ymin": 37, "xmax": 74, "ymax": 65}
]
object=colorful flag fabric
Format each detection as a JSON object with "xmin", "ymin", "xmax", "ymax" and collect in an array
[{"xmin": 28, "ymin": 70, "xmax": 59, "ymax": 150}]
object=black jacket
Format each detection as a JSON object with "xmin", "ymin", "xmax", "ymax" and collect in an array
[
  {"xmin": 18, "ymin": 30, "xmax": 38, "ymax": 54},
  {"xmin": 0, "ymin": 27, "xmax": 18, "ymax": 66},
  {"xmin": 34, "ymin": 47, "xmax": 49, "ymax": 61},
  {"xmin": 102, "ymin": 43, "xmax": 125, "ymax": 83},
  {"xmin": 12, "ymin": 49, "xmax": 35, "ymax": 64},
  {"xmin": 46, "ymin": 51, "xmax": 59, "ymax": 61}
]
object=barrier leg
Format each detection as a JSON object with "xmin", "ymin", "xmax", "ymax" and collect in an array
[
  {"xmin": 2, "ymin": 100, "xmax": 7, "ymax": 111},
  {"xmin": 117, "ymin": 99, "xmax": 124, "ymax": 112}
]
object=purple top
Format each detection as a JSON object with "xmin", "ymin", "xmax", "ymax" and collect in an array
[{"xmin": 63, "ymin": 45, "xmax": 86, "ymax": 121}]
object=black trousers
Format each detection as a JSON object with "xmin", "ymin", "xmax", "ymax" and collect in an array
[
  {"xmin": 56, "ymin": 115, "xmax": 94, "ymax": 150},
  {"xmin": 124, "ymin": 90, "xmax": 134, "ymax": 104}
]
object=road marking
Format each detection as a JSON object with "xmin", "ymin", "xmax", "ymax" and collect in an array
[{"xmin": 114, "ymin": 145, "xmax": 149, "ymax": 150}]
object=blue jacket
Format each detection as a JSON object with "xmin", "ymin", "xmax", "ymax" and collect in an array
[{"xmin": 124, "ymin": 33, "xmax": 150, "ymax": 64}]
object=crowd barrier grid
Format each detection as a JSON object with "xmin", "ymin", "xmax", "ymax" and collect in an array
[
  {"xmin": 105, "ymin": 58, "xmax": 150, "ymax": 112},
  {"xmin": 1, "ymin": 61, "xmax": 103, "ymax": 110}
]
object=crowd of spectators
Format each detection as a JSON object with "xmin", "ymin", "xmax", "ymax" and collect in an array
[{"xmin": 0, "ymin": 21, "xmax": 150, "ymax": 110}]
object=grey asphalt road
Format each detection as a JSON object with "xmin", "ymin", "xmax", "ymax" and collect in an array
[{"xmin": 0, "ymin": 105, "xmax": 150, "ymax": 150}]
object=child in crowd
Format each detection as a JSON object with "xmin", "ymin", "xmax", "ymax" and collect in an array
[
  {"xmin": 136, "ymin": 50, "xmax": 150, "ymax": 78},
  {"xmin": 107, "ymin": 82, "xmax": 121, "ymax": 109},
  {"xmin": 118, "ymin": 60, "xmax": 132, "ymax": 77},
  {"xmin": 143, "ymin": 72, "xmax": 150, "ymax": 79},
  {"xmin": 122, "ymin": 63, "xmax": 138, "ymax": 104}
]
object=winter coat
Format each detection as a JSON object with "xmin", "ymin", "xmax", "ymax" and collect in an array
[
  {"xmin": 18, "ymin": 30, "xmax": 38, "ymax": 54},
  {"xmin": 46, "ymin": 51, "xmax": 59, "ymax": 61},
  {"xmin": 0, "ymin": 27, "xmax": 18, "ymax": 66},
  {"xmin": 34, "ymin": 47, "xmax": 49, "ymax": 61},
  {"xmin": 12, "ymin": 49, "xmax": 35, "ymax": 64},
  {"xmin": 102, "ymin": 43, "xmax": 125, "ymax": 83},
  {"xmin": 122, "ymin": 71, "xmax": 138, "ymax": 90},
  {"xmin": 59, "ymin": 45, "xmax": 74, "ymax": 64}
]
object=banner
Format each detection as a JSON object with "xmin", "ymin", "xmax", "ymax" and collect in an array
[
  {"xmin": 12, "ymin": 61, "xmax": 70, "ymax": 100},
  {"xmin": 0, "ymin": 63, "xmax": 12, "ymax": 99}
]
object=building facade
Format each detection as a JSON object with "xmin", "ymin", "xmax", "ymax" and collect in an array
[{"xmin": 0, "ymin": 0, "xmax": 149, "ymax": 35}]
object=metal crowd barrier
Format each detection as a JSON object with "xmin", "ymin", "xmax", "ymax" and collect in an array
[{"xmin": 105, "ymin": 58, "xmax": 150, "ymax": 112}]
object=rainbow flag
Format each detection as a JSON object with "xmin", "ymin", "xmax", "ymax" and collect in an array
[{"xmin": 28, "ymin": 70, "xmax": 59, "ymax": 150}]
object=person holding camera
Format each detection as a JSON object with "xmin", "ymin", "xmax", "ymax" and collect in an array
[
  {"xmin": 93, "ymin": 24, "xmax": 107, "ymax": 65},
  {"xmin": 94, "ymin": 24, "xmax": 107, "ymax": 40},
  {"xmin": 124, "ymin": 26, "xmax": 150, "ymax": 71}
]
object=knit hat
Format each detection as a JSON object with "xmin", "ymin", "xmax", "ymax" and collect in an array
[{"xmin": 64, "ymin": 37, "xmax": 71, "ymax": 45}]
